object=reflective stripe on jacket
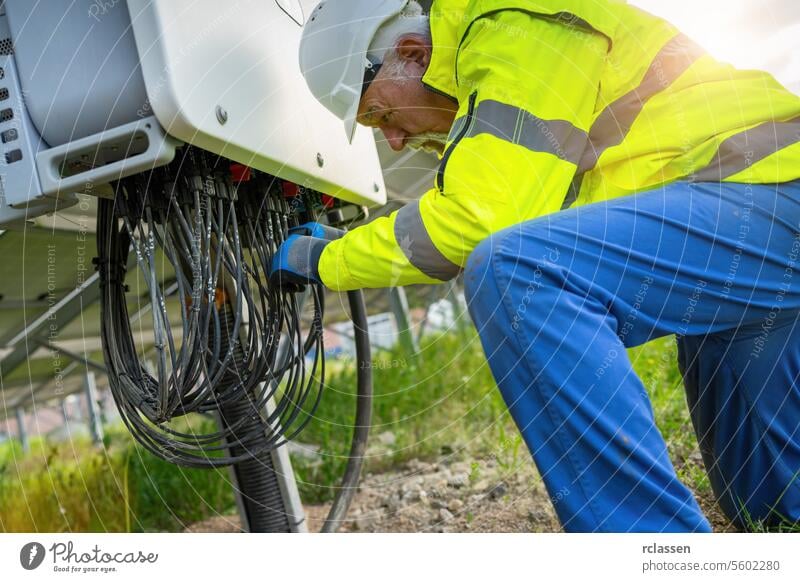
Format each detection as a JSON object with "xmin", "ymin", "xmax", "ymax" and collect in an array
[{"xmin": 318, "ymin": 0, "xmax": 800, "ymax": 291}]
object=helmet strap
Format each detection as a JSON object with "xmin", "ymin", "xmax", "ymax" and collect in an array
[{"xmin": 361, "ymin": 55, "xmax": 383, "ymax": 97}]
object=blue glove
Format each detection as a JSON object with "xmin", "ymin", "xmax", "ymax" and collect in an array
[
  {"xmin": 269, "ymin": 234, "xmax": 330, "ymax": 289},
  {"xmin": 289, "ymin": 222, "xmax": 345, "ymax": 241}
]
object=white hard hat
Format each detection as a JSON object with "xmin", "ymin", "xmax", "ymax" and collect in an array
[{"xmin": 299, "ymin": 0, "xmax": 410, "ymax": 143}]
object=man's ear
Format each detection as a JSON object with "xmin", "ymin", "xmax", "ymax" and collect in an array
[{"xmin": 395, "ymin": 37, "xmax": 431, "ymax": 69}]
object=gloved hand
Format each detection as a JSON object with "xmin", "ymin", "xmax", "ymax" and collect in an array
[
  {"xmin": 289, "ymin": 222, "xmax": 345, "ymax": 241},
  {"xmin": 269, "ymin": 234, "xmax": 330, "ymax": 288},
  {"xmin": 270, "ymin": 223, "xmax": 343, "ymax": 289}
]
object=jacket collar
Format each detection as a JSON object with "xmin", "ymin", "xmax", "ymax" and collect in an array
[{"xmin": 421, "ymin": 0, "xmax": 469, "ymax": 101}]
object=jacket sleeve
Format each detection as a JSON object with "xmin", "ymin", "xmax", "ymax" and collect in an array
[{"xmin": 317, "ymin": 9, "xmax": 608, "ymax": 292}]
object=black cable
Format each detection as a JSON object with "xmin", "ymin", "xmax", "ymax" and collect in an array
[
  {"xmin": 322, "ymin": 289, "xmax": 372, "ymax": 532},
  {"xmin": 96, "ymin": 146, "xmax": 373, "ymax": 533},
  {"xmin": 96, "ymin": 148, "xmax": 326, "ymax": 468}
]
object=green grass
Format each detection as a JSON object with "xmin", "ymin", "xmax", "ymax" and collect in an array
[
  {"xmin": 2, "ymin": 331, "xmax": 793, "ymax": 532},
  {"xmin": 740, "ymin": 506, "xmax": 800, "ymax": 532},
  {"xmin": 736, "ymin": 467, "xmax": 800, "ymax": 533},
  {"xmin": 292, "ymin": 331, "xmax": 514, "ymax": 503},
  {"xmin": 627, "ymin": 337, "xmax": 707, "ymax": 490},
  {"xmin": 0, "ymin": 425, "xmax": 235, "ymax": 532},
  {"xmin": 0, "ymin": 331, "xmax": 512, "ymax": 531}
]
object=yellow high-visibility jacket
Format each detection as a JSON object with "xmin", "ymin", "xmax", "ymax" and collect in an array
[{"xmin": 318, "ymin": 0, "xmax": 800, "ymax": 291}]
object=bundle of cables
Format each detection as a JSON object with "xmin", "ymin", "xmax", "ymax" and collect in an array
[{"xmin": 95, "ymin": 147, "xmax": 327, "ymax": 469}]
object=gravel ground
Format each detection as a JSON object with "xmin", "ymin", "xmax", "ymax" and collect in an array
[{"xmin": 185, "ymin": 454, "xmax": 734, "ymax": 533}]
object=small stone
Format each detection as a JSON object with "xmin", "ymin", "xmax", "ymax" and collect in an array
[
  {"xmin": 472, "ymin": 479, "xmax": 489, "ymax": 491},
  {"xmin": 354, "ymin": 512, "xmax": 379, "ymax": 531},
  {"xmin": 430, "ymin": 499, "xmax": 447, "ymax": 510},
  {"xmin": 488, "ymin": 481, "xmax": 508, "ymax": 500},
  {"xmin": 438, "ymin": 508, "xmax": 455, "ymax": 522},
  {"xmin": 448, "ymin": 498, "xmax": 464, "ymax": 512},
  {"xmin": 430, "ymin": 488, "xmax": 447, "ymax": 499},
  {"xmin": 400, "ymin": 476, "xmax": 424, "ymax": 493},
  {"xmin": 469, "ymin": 493, "xmax": 486, "ymax": 505},
  {"xmin": 447, "ymin": 472, "xmax": 469, "ymax": 488},
  {"xmin": 377, "ymin": 431, "xmax": 397, "ymax": 446},
  {"xmin": 401, "ymin": 489, "xmax": 426, "ymax": 504},
  {"xmin": 406, "ymin": 458, "xmax": 422, "ymax": 471},
  {"xmin": 384, "ymin": 496, "xmax": 402, "ymax": 512},
  {"xmin": 527, "ymin": 508, "xmax": 549, "ymax": 523}
]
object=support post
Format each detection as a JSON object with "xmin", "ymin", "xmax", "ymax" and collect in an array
[
  {"xmin": 388, "ymin": 287, "xmax": 418, "ymax": 354},
  {"xmin": 83, "ymin": 371, "xmax": 104, "ymax": 444},
  {"xmin": 446, "ymin": 279, "xmax": 468, "ymax": 336},
  {"xmin": 15, "ymin": 407, "xmax": 29, "ymax": 454}
]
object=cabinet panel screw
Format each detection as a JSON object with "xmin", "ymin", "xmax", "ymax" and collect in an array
[{"xmin": 216, "ymin": 105, "xmax": 228, "ymax": 125}]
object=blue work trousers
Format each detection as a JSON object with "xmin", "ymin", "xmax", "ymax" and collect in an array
[{"xmin": 465, "ymin": 180, "xmax": 800, "ymax": 532}]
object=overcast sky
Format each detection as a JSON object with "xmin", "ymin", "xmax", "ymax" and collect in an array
[{"xmin": 632, "ymin": 0, "xmax": 799, "ymax": 92}]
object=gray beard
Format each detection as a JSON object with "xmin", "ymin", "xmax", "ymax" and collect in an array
[{"xmin": 405, "ymin": 132, "xmax": 449, "ymax": 155}]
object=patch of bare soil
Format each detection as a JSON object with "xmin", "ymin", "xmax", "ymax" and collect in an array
[
  {"xmin": 185, "ymin": 455, "xmax": 733, "ymax": 533},
  {"xmin": 310, "ymin": 457, "xmax": 561, "ymax": 533}
]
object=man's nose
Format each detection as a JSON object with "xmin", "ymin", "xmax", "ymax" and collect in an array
[{"xmin": 380, "ymin": 127, "xmax": 407, "ymax": 152}]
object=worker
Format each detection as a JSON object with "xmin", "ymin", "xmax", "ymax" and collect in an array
[{"xmin": 270, "ymin": 0, "xmax": 800, "ymax": 532}]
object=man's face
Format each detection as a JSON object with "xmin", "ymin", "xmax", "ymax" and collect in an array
[{"xmin": 356, "ymin": 39, "xmax": 457, "ymax": 154}]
